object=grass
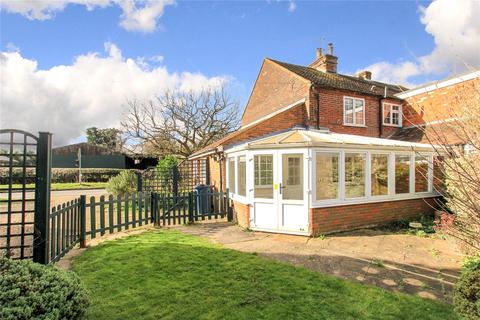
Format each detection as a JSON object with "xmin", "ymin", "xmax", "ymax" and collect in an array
[
  {"xmin": 0, "ymin": 182, "xmax": 107, "ymax": 191},
  {"xmin": 72, "ymin": 230, "xmax": 458, "ymax": 320}
]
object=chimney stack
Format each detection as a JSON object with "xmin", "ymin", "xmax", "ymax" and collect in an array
[
  {"xmin": 356, "ymin": 70, "xmax": 372, "ymax": 80},
  {"xmin": 309, "ymin": 43, "xmax": 338, "ymax": 73}
]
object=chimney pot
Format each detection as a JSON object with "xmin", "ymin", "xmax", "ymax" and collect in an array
[
  {"xmin": 328, "ymin": 43, "xmax": 334, "ymax": 55},
  {"xmin": 357, "ymin": 70, "xmax": 372, "ymax": 80},
  {"xmin": 309, "ymin": 44, "xmax": 338, "ymax": 73}
]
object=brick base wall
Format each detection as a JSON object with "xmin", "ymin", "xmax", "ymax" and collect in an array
[
  {"xmin": 232, "ymin": 200, "xmax": 250, "ymax": 228},
  {"xmin": 310, "ymin": 197, "xmax": 441, "ymax": 235}
]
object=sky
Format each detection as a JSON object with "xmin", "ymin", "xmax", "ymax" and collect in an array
[{"xmin": 0, "ymin": 0, "xmax": 479, "ymax": 146}]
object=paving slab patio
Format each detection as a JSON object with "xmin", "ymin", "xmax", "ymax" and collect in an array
[{"xmin": 171, "ymin": 222, "xmax": 464, "ymax": 302}]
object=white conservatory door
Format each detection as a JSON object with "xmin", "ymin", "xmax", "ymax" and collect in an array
[
  {"xmin": 249, "ymin": 150, "xmax": 309, "ymax": 234},
  {"xmin": 278, "ymin": 151, "xmax": 309, "ymax": 233}
]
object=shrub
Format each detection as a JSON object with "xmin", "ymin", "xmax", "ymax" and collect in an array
[
  {"xmin": 155, "ymin": 155, "xmax": 178, "ymax": 192},
  {"xmin": 0, "ymin": 257, "xmax": 90, "ymax": 320},
  {"xmin": 106, "ymin": 170, "xmax": 137, "ymax": 196},
  {"xmin": 0, "ymin": 168, "xmax": 123, "ymax": 184},
  {"xmin": 454, "ymin": 259, "xmax": 480, "ymax": 320}
]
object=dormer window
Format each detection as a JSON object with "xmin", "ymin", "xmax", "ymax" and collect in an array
[
  {"xmin": 343, "ymin": 97, "xmax": 365, "ymax": 126},
  {"xmin": 383, "ymin": 103, "xmax": 402, "ymax": 127}
]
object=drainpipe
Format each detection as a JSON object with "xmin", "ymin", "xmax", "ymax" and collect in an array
[
  {"xmin": 379, "ymin": 97, "xmax": 385, "ymax": 138},
  {"xmin": 316, "ymin": 91, "xmax": 321, "ymax": 129},
  {"xmin": 378, "ymin": 86, "xmax": 387, "ymax": 138}
]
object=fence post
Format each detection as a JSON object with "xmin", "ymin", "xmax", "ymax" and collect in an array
[
  {"xmin": 79, "ymin": 195, "xmax": 87, "ymax": 248},
  {"xmin": 226, "ymin": 188, "xmax": 233, "ymax": 222},
  {"xmin": 172, "ymin": 165, "xmax": 179, "ymax": 197},
  {"xmin": 136, "ymin": 172, "xmax": 143, "ymax": 192},
  {"xmin": 150, "ymin": 192, "xmax": 155, "ymax": 224},
  {"xmin": 188, "ymin": 192, "xmax": 194, "ymax": 224},
  {"xmin": 33, "ymin": 132, "xmax": 52, "ymax": 265}
]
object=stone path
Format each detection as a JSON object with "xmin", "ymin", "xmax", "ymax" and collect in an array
[{"xmin": 172, "ymin": 222, "xmax": 463, "ymax": 302}]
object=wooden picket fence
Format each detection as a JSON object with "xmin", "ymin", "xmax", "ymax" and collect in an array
[{"xmin": 47, "ymin": 190, "xmax": 232, "ymax": 263}]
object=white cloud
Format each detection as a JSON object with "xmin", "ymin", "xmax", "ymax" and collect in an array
[
  {"xmin": 359, "ymin": 0, "xmax": 480, "ymax": 85},
  {"xmin": 0, "ymin": 0, "xmax": 175, "ymax": 32},
  {"xmin": 0, "ymin": 43, "xmax": 229, "ymax": 146},
  {"xmin": 118, "ymin": 0, "xmax": 174, "ymax": 33},
  {"xmin": 288, "ymin": 1, "xmax": 296, "ymax": 13}
]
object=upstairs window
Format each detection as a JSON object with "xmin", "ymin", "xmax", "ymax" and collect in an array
[
  {"xmin": 383, "ymin": 103, "xmax": 402, "ymax": 127},
  {"xmin": 344, "ymin": 97, "xmax": 365, "ymax": 126}
]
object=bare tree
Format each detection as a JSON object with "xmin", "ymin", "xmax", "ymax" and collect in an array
[
  {"xmin": 122, "ymin": 87, "xmax": 240, "ymax": 158},
  {"xmin": 410, "ymin": 78, "xmax": 480, "ymax": 254}
]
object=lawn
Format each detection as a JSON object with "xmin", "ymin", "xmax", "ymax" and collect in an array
[
  {"xmin": 72, "ymin": 230, "xmax": 458, "ymax": 320},
  {"xmin": 0, "ymin": 182, "xmax": 107, "ymax": 191}
]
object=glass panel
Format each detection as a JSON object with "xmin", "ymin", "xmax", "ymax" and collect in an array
[
  {"xmin": 282, "ymin": 154, "xmax": 303, "ymax": 200},
  {"xmin": 228, "ymin": 158, "xmax": 235, "ymax": 193},
  {"xmin": 344, "ymin": 98, "xmax": 354, "ymax": 124},
  {"xmin": 316, "ymin": 153, "xmax": 339, "ymax": 200},
  {"xmin": 415, "ymin": 155, "xmax": 429, "ymax": 193},
  {"xmin": 238, "ymin": 156, "xmax": 246, "ymax": 196},
  {"xmin": 392, "ymin": 111, "xmax": 399, "ymax": 125},
  {"xmin": 354, "ymin": 99, "xmax": 364, "ymax": 125},
  {"xmin": 383, "ymin": 104, "xmax": 391, "ymax": 124},
  {"xmin": 345, "ymin": 153, "xmax": 366, "ymax": 198},
  {"xmin": 395, "ymin": 155, "xmax": 411, "ymax": 194},
  {"xmin": 371, "ymin": 154, "xmax": 389, "ymax": 196},
  {"xmin": 254, "ymin": 155, "xmax": 273, "ymax": 199}
]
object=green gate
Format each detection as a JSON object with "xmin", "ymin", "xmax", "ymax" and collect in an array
[{"xmin": 0, "ymin": 129, "xmax": 52, "ymax": 263}]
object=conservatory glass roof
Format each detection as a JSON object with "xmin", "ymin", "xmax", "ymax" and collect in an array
[{"xmin": 226, "ymin": 129, "xmax": 437, "ymax": 152}]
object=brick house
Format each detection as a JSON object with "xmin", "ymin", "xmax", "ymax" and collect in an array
[{"xmin": 189, "ymin": 44, "xmax": 480, "ymax": 236}]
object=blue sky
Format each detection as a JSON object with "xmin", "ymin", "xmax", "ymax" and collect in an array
[{"xmin": 1, "ymin": 0, "xmax": 478, "ymax": 144}]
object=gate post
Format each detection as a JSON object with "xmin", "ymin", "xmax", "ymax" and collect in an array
[
  {"xmin": 226, "ymin": 189, "xmax": 233, "ymax": 222},
  {"xmin": 136, "ymin": 172, "xmax": 143, "ymax": 192},
  {"xmin": 188, "ymin": 192, "xmax": 194, "ymax": 224},
  {"xmin": 79, "ymin": 195, "xmax": 87, "ymax": 248},
  {"xmin": 172, "ymin": 166, "xmax": 179, "ymax": 197},
  {"xmin": 151, "ymin": 193, "xmax": 157, "ymax": 225},
  {"xmin": 33, "ymin": 132, "xmax": 52, "ymax": 264}
]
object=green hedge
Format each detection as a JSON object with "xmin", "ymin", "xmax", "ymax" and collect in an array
[
  {"xmin": 0, "ymin": 257, "xmax": 90, "ymax": 320},
  {"xmin": 454, "ymin": 256, "xmax": 480, "ymax": 320},
  {"xmin": 0, "ymin": 168, "xmax": 127, "ymax": 184}
]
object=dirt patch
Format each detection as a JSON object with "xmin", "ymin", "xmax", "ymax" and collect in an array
[{"xmin": 173, "ymin": 223, "xmax": 463, "ymax": 302}]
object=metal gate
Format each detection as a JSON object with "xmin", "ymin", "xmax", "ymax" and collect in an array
[{"xmin": 0, "ymin": 129, "xmax": 51, "ymax": 262}]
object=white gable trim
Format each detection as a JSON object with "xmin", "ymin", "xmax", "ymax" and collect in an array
[
  {"xmin": 240, "ymin": 98, "xmax": 306, "ymax": 130},
  {"xmin": 396, "ymin": 70, "xmax": 480, "ymax": 99}
]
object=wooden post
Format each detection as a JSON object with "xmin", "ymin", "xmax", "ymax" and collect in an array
[
  {"xmin": 79, "ymin": 195, "xmax": 87, "ymax": 248},
  {"xmin": 188, "ymin": 192, "xmax": 194, "ymax": 224},
  {"xmin": 136, "ymin": 172, "xmax": 143, "ymax": 192},
  {"xmin": 33, "ymin": 132, "xmax": 52, "ymax": 265},
  {"xmin": 226, "ymin": 188, "xmax": 233, "ymax": 222},
  {"xmin": 172, "ymin": 166, "xmax": 179, "ymax": 197}
]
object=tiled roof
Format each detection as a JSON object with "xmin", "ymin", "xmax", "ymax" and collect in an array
[
  {"xmin": 269, "ymin": 59, "xmax": 408, "ymax": 99},
  {"xmin": 388, "ymin": 123, "xmax": 465, "ymax": 145}
]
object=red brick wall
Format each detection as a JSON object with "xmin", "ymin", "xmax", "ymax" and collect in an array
[
  {"xmin": 241, "ymin": 59, "xmax": 310, "ymax": 127},
  {"xmin": 402, "ymin": 77, "xmax": 480, "ymax": 126},
  {"xmin": 232, "ymin": 200, "xmax": 250, "ymax": 228},
  {"xmin": 310, "ymin": 197, "xmax": 441, "ymax": 235},
  {"xmin": 206, "ymin": 103, "xmax": 308, "ymax": 191},
  {"xmin": 308, "ymin": 88, "xmax": 403, "ymax": 138}
]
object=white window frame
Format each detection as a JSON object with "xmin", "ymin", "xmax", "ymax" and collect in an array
[
  {"xmin": 369, "ymin": 152, "xmax": 392, "ymax": 199},
  {"xmin": 236, "ymin": 154, "xmax": 247, "ymax": 198},
  {"xmin": 343, "ymin": 96, "xmax": 366, "ymax": 127},
  {"xmin": 344, "ymin": 151, "xmax": 368, "ymax": 200},
  {"xmin": 226, "ymin": 152, "xmax": 248, "ymax": 203},
  {"xmin": 312, "ymin": 149, "xmax": 437, "ymax": 208},
  {"xmin": 382, "ymin": 103, "xmax": 402, "ymax": 127},
  {"xmin": 312, "ymin": 150, "xmax": 341, "ymax": 204}
]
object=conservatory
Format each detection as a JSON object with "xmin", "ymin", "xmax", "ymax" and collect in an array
[{"xmin": 225, "ymin": 128, "xmax": 439, "ymax": 236}]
